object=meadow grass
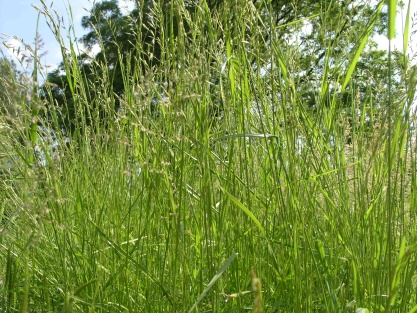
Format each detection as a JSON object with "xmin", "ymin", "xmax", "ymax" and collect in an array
[{"xmin": 1, "ymin": 0, "xmax": 417, "ymax": 312}]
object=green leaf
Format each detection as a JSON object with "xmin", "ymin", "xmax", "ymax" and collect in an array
[
  {"xmin": 408, "ymin": 304, "xmax": 417, "ymax": 313},
  {"xmin": 214, "ymin": 133, "xmax": 279, "ymax": 140},
  {"xmin": 388, "ymin": 0, "xmax": 397, "ymax": 40},
  {"xmin": 403, "ymin": 0, "xmax": 412, "ymax": 53},
  {"xmin": 221, "ymin": 188, "xmax": 265, "ymax": 234},
  {"xmin": 342, "ymin": 1, "xmax": 384, "ymax": 90},
  {"xmin": 188, "ymin": 253, "xmax": 238, "ymax": 313}
]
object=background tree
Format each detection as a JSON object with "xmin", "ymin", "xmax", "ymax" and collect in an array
[
  {"xmin": 0, "ymin": 55, "xmax": 30, "ymax": 122},
  {"xmin": 0, "ymin": 54, "xmax": 33, "ymax": 209},
  {"xmin": 41, "ymin": 0, "xmax": 404, "ymax": 136}
]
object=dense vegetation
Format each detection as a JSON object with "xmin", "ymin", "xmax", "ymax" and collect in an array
[{"xmin": 1, "ymin": 0, "xmax": 417, "ymax": 312}]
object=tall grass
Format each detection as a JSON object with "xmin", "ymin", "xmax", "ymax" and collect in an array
[{"xmin": 1, "ymin": 0, "xmax": 417, "ymax": 312}]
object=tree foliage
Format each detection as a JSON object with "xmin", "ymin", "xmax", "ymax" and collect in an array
[
  {"xmin": 41, "ymin": 0, "xmax": 409, "ymax": 134},
  {"xmin": 0, "ymin": 56, "xmax": 30, "ymax": 120}
]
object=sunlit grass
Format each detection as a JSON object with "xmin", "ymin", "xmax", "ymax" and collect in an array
[{"xmin": 1, "ymin": 0, "xmax": 417, "ymax": 312}]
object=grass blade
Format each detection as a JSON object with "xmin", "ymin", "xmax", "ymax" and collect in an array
[
  {"xmin": 221, "ymin": 187, "xmax": 265, "ymax": 235},
  {"xmin": 388, "ymin": 0, "xmax": 397, "ymax": 40},
  {"xmin": 188, "ymin": 253, "xmax": 238, "ymax": 313},
  {"xmin": 342, "ymin": 1, "xmax": 384, "ymax": 90},
  {"xmin": 403, "ymin": 0, "xmax": 412, "ymax": 53}
]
